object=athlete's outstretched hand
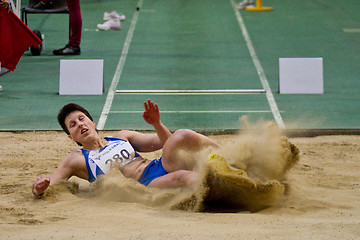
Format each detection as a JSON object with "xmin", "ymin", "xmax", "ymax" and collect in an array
[
  {"xmin": 32, "ymin": 176, "xmax": 50, "ymax": 197},
  {"xmin": 142, "ymin": 99, "xmax": 160, "ymax": 125}
]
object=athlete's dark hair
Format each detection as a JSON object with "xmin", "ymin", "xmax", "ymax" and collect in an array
[{"xmin": 57, "ymin": 103, "xmax": 94, "ymax": 135}]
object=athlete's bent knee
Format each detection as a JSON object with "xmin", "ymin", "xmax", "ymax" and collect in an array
[{"xmin": 171, "ymin": 129, "xmax": 198, "ymax": 142}]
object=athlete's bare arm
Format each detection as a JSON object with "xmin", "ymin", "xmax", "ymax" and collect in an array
[
  {"xmin": 32, "ymin": 151, "xmax": 88, "ymax": 196},
  {"xmin": 113, "ymin": 99, "xmax": 171, "ymax": 152}
]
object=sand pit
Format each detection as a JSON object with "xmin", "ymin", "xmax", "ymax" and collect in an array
[{"xmin": 0, "ymin": 131, "xmax": 360, "ymax": 239}]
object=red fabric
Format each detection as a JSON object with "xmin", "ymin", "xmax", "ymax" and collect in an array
[{"xmin": 0, "ymin": 8, "xmax": 41, "ymax": 71}]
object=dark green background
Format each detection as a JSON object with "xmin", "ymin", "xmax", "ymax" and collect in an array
[{"xmin": 1, "ymin": 0, "xmax": 359, "ymax": 131}]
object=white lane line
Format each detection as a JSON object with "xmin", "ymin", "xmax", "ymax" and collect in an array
[
  {"xmin": 110, "ymin": 110, "xmax": 282, "ymax": 114},
  {"xmin": 97, "ymin": 0, "xmax": 144, "ymax": 130},
  {"xmin": 230, "ymin": 0, "xmax": 286, "ymax": 129},
  {"xmin": 115, "ymin": 89, "xmax": 266, "ymax": 95},
  {"xmin": 343, "ymin": 28, "xmax": 360, "ymax": 33},
  {"xmin": 84, "ymin": 28, "xmax": 99, "ymax": 32}
]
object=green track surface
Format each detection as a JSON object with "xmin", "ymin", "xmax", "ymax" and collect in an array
[{"xmin": 1, "ymin": 0, "xmax": 359, "ymax": 131}]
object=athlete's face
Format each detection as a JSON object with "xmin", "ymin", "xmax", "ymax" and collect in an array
[{"xmin": 65, "ymin": 110, "xmax": 96, "ymax": 143}]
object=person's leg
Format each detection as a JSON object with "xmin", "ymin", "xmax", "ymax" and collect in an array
[
  {"xmin": 66, "ymin": 0, "xmax": 82, "ymax": 47},
  {"xmin": 53, "ymin": 0, "xmax": 82, "ymax": 55},
  {"xmin": 147, "ymin": 170, "xmax": 199, "ymax": 189},
  {"xmin": 161, "ymin": 129, "xmax": 220, "ymax": 172}
]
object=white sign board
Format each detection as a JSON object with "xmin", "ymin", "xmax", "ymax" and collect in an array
[
  {"xmin": 279, "ymin": 58, "xmax": 323, "ymax": 94},
  {"xmin": 59, "ymin": 59, "xmax": 104, "ymax": 95}
]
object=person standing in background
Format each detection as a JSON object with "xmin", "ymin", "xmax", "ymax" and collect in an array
[{"xmin": 32, "ymin": 0, "xmax": 82, "ymax": 55}]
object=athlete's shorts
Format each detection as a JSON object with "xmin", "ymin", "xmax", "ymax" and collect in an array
[{"xmin": 138, "ymin": 158, "xmax": 168, "ymax": 186}]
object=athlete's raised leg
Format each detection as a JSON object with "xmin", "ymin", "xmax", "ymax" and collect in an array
[
  {"xmin": 161, "ymin": 129, "xmax": 220, "ymax": 172},
  {"xmin": 147, "ymin": 170, "xmax": 199, "ymax": 189}
]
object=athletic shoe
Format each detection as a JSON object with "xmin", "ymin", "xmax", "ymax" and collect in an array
[
  {"xmin": 97, "ymin": 19, "xmax": 121, "ymax": 31},
  {"xmin": 53, "ymin": 44, "xmax": 81, "ymax": 55},
  {"xmin": 234, "ymin": 0, "xmax": 254, "ymax": 9},
  {"xmin": 103, "ymin": 11, "xmax": 125, "ymax": 21},
  {"xmin": 208, "ymin": 154, "xmax": 247, "ymax": 177},
  {"xmin": 32, "ymin": 0, "xmax": 54, "ymax": 9}
]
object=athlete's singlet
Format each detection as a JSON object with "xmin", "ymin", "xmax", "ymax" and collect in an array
[{"xmin": 80, "ymin": 137, "xmax": 140, "ymax": 182}]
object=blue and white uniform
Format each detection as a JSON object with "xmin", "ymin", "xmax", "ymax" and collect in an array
[
  {"xmin": 80, "ymin": 137, "xmax": 168, "ymax": 185},
  {"xmin": 80, "ymin": 137, "xmax": 140, "ymax": 182}
]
